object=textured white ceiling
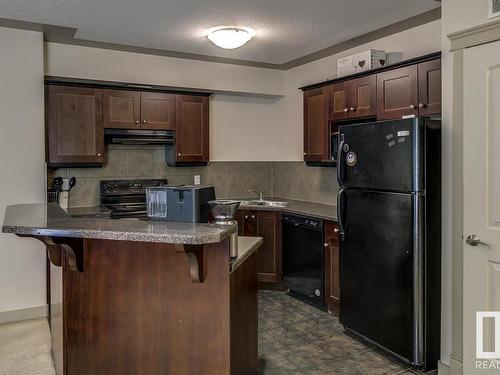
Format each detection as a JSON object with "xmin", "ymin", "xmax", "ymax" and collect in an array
[{"xmin": 0, "ymin": 0, "xmax": 440, "ymax": 64}]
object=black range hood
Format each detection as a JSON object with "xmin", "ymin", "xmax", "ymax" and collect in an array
[{"xmin": 104, "ymin": 129, "xmax": 175, "ymax": 145}]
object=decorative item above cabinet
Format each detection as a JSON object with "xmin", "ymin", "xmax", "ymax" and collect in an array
[
  {"xmin": 301, "ymin": 52, "xmax": 441, "ymax": 166},
  {"xmin": 45, "ymin": 78, "xmax": 211, "ymax": 167}
]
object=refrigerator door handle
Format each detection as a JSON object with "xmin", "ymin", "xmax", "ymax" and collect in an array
[
  {"xmin": 337, "ymin": 187, "xmax": 346, "ymax": 239},
  {"xmin": 337, "ymin": 138, "xmax": 345, "ymax": 185},
  {"xmin": 412, "ymin": 193, "xmax": 425, "ymax": 366}
]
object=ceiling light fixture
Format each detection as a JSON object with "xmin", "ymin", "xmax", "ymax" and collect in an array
[{"xmin": 207, "ymin": 27, "xmax": 253, "ymax": 49}]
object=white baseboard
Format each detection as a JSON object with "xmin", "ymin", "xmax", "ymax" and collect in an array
[
  {"xmin": 438, "ymin": 361, "xmax": 450, "ymax": 375},
  {"xmin": 449, "ymin": 355, "xmax": 463, "ymax": 375},
  {"xmin": 0, "ymin": 305, "xmax": 48, "ymax": 324}
]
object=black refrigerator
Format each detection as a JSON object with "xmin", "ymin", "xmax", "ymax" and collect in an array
[{"xmin": 336, "ymin": 117, "xmax": 441, "ymax": 372}]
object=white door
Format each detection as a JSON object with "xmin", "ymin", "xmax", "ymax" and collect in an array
[{"xmin": 463, "ymin": 40, "xmax": 500, "ymax": 374}]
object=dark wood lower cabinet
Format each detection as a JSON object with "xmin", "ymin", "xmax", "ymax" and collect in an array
[
  {"xmin": 237, "ymin": 210, "xmax": 282, "ymax": 283},
  {"xmin": 324, "ymin": 220, "xmax": 340, "ymax": 314}
]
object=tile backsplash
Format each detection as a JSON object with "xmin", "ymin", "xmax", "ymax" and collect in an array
[{"xmin": 48, "ymin": 146, "xmax": 338, "ymax": 207}]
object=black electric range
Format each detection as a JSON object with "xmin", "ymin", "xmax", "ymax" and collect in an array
[{"xmin": 100, "ymin": 179, "xmax": 167, "ymax": 219}]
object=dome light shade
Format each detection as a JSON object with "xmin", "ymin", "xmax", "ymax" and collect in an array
[{"xmin": 207, "ymin": 27, "xmax": 253, "ymax": 49}]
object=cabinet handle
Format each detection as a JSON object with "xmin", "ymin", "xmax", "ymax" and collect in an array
[
  {"xmin": 251, "ymin": 215, "xmax": 255, "ymax": 219},
  {"xmin": 343, "ymin": 108, "xmax": 350, "ymax": 113},
  {"xmin": 350, "ymin": 107, "xmax": 356, "ymax": 112},
  {"xmin": 334, "ymin": 228, "xmax": 339, "ymax": 233},
  {"xmin": 135, "ymin": 120, "xmax": 140, "ymax": 124},
  {"xmin": 244, "ymin": 215, "xmax": 249, "ymax": 219},
  {"xmin": 409, "ymin": 104, "xmax": 417, "ymax": 110},
  {"xmin": 97, "ymin": 153, "xmax": 102, "ymax": 157},
  {"xmin": 324, "ymin": 242, "xmax": 329, "ymax": 248},
  {"xmin": 418, "ymin": 103, "xmax": 426, "ymax": 109},
  {"xmin": 142, "ymin": 120, "xmax": 147, "ymax": 124},
  {"xmin": 177, "ymin": 153, "xmax": 181, "ymax": 157}
]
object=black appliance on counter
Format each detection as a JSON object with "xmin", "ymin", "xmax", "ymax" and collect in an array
[
  {"xmin": 282, "ymin": 214, "xmax": 325, "ymax": 310},
  {"xmin": 146, "ymin": 185, "xmax": 215, "ymax": 223},
  {"xmin": 337, "ymin": 117, "xmax": 441, "ymax": 371},
  {"xmin": 100, "ymin": 179, "xmax": 167, "ymax": 219}
]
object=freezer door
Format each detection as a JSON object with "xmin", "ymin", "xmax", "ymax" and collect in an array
[
  {"xmin": 338, "ymin": 188, "xmax": 424, "ymax": 364},
  {"xmin": 337, "ymin": 118, "xmax": 424, "ymax": 192}
]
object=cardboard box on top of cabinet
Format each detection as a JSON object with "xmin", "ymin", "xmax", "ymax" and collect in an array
[{"xmin": 337, "ymin": 50, "xmax": 386, "ymax": 77}]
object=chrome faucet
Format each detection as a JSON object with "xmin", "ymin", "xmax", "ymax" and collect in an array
[{"xmin": 248, "ymin": 186, "xmax": 264, "ymax": 201}]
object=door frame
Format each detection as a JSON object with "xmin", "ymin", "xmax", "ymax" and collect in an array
[{"xmin": 445, "ymin": 18, "xmax": 500, "ymax": 375}]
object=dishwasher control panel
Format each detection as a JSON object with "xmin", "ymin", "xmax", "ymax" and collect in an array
[{"xmin": 282, "ymin": 214, "xmax": 323, "ymax": 230}]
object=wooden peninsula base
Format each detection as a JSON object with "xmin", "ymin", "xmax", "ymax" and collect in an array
[{"xmin": 45, "ymin": 237, "xmax": 257, "ymax": 375}]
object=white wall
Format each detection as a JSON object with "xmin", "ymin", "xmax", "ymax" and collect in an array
[
  {"xmin": 45, "ymin": 43, "xmax": 285, "ymax": 97},
  {"xmin": 273, "ymin": 20, "xmax": 442, "ymax": 161},
  {"xmin": 210, "ymin": 95, "xmax": 281, "ymax": 161},
  {"xmin": 443, "ymin": 0, "xmax": 491, "ymax": 35},
  {"xmin": 0, "ymin": 27, "xmax": 46, "ymax": 313}
]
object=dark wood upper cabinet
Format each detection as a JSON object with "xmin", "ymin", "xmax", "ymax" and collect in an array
[
  {"xmin": 47, "ymin": 86, "xmax": 104, "ymax": 166},
  {"xmin": 328, "ymin": 82, "xmax": 350, "ymax": 121},
  {"xmin": 377, "ymin": 65, "xmax": 418, "ymax": 120},
  {"xmin": 103, "ymin": 89, "xmax": 140, "ymax": 129},
  {"xmin": 324, "ymin": 221, "xmax": 340, "ymax": 314},
  {"xmin": 141, "ymin": 92, "xmax": 175, "ymax": 130},
  {"xmin": 349, "ymin": 75, "xmax": 377, "ymax": 118},
  {"xmin": 237, "ymin": 210, "xmax": 282, "ymax": 283},
  {"xmin": 303, "ymin": 87, "xmax": 329, "ymax": 162},
  {"xmin": 175, "ymin": 95, "xmax": 209, "ymax": 163},
  {"xmin": 418, "ymin": 59, "xmax": 442, "ymax": 116}
]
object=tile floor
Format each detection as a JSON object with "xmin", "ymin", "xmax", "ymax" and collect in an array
[{"xmin": 258, "ymin": 290, "xmax": 430, "ymax": 375}]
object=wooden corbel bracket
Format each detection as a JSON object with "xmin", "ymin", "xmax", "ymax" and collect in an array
[
  {"xmin": 17, "ymin": 234, "xmax": 83, "ymax": 272},
  {"xmin": 175, "ymin": 244, "xmax": 205, "ymax": 283}
]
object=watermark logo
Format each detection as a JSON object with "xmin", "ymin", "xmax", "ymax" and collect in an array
[{"xmin": 476, "ymin": 311, "xmax": 500, "ymax": 370}]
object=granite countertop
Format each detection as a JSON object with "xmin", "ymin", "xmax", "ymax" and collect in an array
[
  {"xmin": 236, "ymin": 197, "xmax": 337, "ymax": 221},
  {"xmin": 230, "ymin": 236, "xmax": 263, "ymax": 273},
  {"xmin": 2, "ymin": 203, "xmax": 236, "ymax": 245}
]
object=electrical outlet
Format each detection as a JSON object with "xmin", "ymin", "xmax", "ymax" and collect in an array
[{"xmin": 194, "ymin": 175, "xmax": 201, "ymax": 185}]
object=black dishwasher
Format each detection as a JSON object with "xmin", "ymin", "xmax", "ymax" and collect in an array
[{"xmin": 282, "ymin": 214, "xmax": 325, "ymax": 310}]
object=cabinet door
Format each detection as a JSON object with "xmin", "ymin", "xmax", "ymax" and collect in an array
[
  {"xmin": 175, "ymin": 95, "xmax": 209, "ymax": 163},
  {"xmin": 303, "ymin": 87, "xmax": 329, "ymax": 162},
  {"xmin": 377, "ymin": 65, "xmax": 418, "ymax": 120},
  {"xmin": 238, "ymin": 210, "xmax": 257, "ymax": 236},
  {"xmin": 418, "ymin": 59, "xmax": 442, "ymax": 116},
  {"xmin": 329, "ymin": 82, "xmax": 350, "ymax": 121},
  {"xmin": 140, "ymin": 92, "xmax": 175, "ymax": 130},
  {"xmin": 103, "ymin": 89, "xmax": 140, "ymax": 129},
  {"xmin": 324, "ymin": 221, "xmax": 340, "ymax": 314},
  {"xmin": 237, "ymin": 210, "xmax": 282, "ymax": 283},
  {"xmin": 349, "ymin": 75, "xmax": 377, "ymax": 118},
  {"xmin": 47, "ymin": 86, "xmax": 104, "ymax": 165},
  {"xmin": 254, "ymin": 211, "xmax": 282, "ymax": 283}
]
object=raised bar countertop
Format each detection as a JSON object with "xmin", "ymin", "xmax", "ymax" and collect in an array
[
  {"xmin": 237, "ymin": 197, "xmax": 337, "ymax": 221},
  {"xmin": 2, "ymin": 203, "xmax": 236, "ymax": 245},
  {"xmin": 231, "ymin": 236, "xmax": 263, "ymax": 273}
]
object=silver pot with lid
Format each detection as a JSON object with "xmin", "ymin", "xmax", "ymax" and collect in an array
[{"xmin": 208, "ymin": 200, "xmax": 240, "ymax": 258}]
